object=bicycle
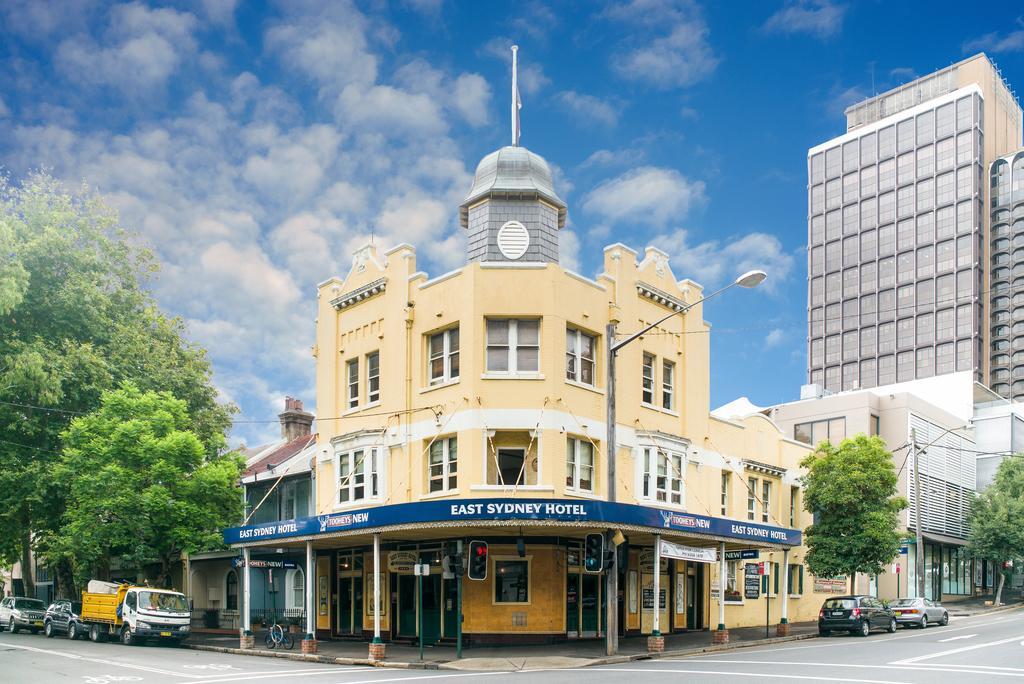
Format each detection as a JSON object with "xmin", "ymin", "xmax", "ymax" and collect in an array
[{"xmin": 264, "ymin": 620, "xmax": 294, "ymax": 650}]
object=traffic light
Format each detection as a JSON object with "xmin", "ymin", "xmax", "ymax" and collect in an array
[
  {"xmin": 584, "ymin": 533, "xmax": 604, "ymax": 573},
  {"xmin": 467, "ymin": 540, "xmax": 488, "ymax": 580}
]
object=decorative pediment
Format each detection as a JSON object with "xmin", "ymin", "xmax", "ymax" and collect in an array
[
  {"xmin": 330, "ymin": 278, "xmax": 387, "ymax": 311},
  {"xmin": 637, "ymin": 282, "xmax": 688, "ymax": 313}
]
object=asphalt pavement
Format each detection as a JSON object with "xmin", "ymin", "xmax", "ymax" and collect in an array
[{"xmin": 2, "ymin": 606, "xmax": 1022, "ymax": 683}]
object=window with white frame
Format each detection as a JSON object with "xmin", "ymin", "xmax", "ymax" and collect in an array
[
  {"xmin": 565, "ymin": 437, "xmax": 595, "ymax": 493},
  {"xmin": 366, "ymin": 352, "xmax": 380, "ymax": 403},
  {"xmin": 486, "ymin": 319, "xmax": 539, "ymax": 373},
  {"xmin": 789, "ymin": 486, "xmax": 798, "ymax": 527},
  {"xmin": 428, "ymin": 327, "xmax": 460, "ymax": 385},
  {"xmin": 725, "ymin": 561, "xmax": 742, "ymax": 602},
  {"xmin": 662, "ymin": 360, "xmax": 675, "ymax": 410},
  {"xmin": 566, "ymin": 327, "xmax": 596, "ymax": 385},
  {"xmin": 428, "ymin": 437, "xmax": 457, "ymax": 493},
  {"xmin": 720, "ymin": 472, "xmax": 729, "ymax": 516},
  {"xmin": 346, "ymin": 359, "xmax": 359, "ymax": 409},
  {"xmin": 640, "ymin": 445, "xmax": 683, "ymax": 505},
  {"xmin": 285, "ymin": 568, "xmax": 305, "ymax": 611},
  {"xmin": 338, "ymin": 447, "xmax": 380, "ymax": 504},
  {"xmin": 762, "ymin": 480, "xmax": 772, "ymax": 523},
  {"xmin": 642, "ymin": 353, "xmax": 655, "ymax": 404},
  {"xmin": 747, "ymin": 477, "xmax": 758, "ymax": 521}
]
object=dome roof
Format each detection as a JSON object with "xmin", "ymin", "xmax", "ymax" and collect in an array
[{"xmin": 459, "ymin": 146, "xmax": 566, "ymax": 228}]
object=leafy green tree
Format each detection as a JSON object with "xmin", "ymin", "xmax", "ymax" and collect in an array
[
  {"xmin": 0, "ymin": 173, "xmax": 234, "ymax": 596},
  {"xmin": 53, "ymin": 384, "xmax": 244, "ymax": 587},
  {"xmin": 968, "ymin": 457, "xmax": 1024, "ymax": 605},
  {"xmin": 801, "ymin": 434, "xmax": 908, "ymax": 592}
]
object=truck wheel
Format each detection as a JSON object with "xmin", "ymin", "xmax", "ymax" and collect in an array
[
  {"xmin": 121, "ymin": 626, "xmax": 134, "ymax": 646},
  {"xmin": 90, "ymin": 623, "xmax": 107, "ymax": 643}
]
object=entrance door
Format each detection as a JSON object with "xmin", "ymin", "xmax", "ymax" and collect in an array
[
  {"xmin": 582, "ymin": 573, "xmax": 600, "ymax": 637},
  {"xmin": 421, "ymin": 575, "xmax": 442, "ymax": 645},
  {"xmin": 398, "ymin": 575, "xmax": 417, "ymax": 638},
  {"xmin": 443, "ymin": 578, "xmax": 458, "ymax": 639},
  {"xmin": 566, "ymin": 574, "xmax": 580, "ymax": 637},
  {"xmin": 337, "ymin": 577, "xmax": 352, "ymax": 634},
  {"xmin": 685, "ymin": 574, "xmax": 696, "ymax": 630}
]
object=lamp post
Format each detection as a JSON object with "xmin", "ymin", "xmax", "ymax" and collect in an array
[{"xmin": 604, "ymin": 269, "xmax": 766, "ymax": 656}]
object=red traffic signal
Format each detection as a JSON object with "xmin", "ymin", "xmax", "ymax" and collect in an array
[{"xmin": 468, "ymin": 540, "xmax": 488, "ymax": 580}]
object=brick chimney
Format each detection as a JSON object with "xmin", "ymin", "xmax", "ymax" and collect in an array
[{"xmin": 278, "ymin": 396, "xmax": 314, "ymax": 441}]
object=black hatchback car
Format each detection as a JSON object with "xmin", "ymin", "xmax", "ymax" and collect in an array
[
  {"xmin": 818, "ymin": 595, "xmax": 897, "ymax": 637},
  {"xmin": 43, "ymin": 599, "xmax": 83, "ymax": 639}
]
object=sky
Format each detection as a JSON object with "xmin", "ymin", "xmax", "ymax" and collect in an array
[{"xmin": 2, "ymin": 0, "xmax": 1024, "ymax": 447}]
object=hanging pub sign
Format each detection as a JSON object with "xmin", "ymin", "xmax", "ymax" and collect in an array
[
  {"xmin": 639, "ymin": 548, "xmax": 670, "ymax": 573},
  {"xmin": 231, "ymin": 557, "xmax": 297, "ymax": 569},
  {"xmin": 387, "ymin": 551, "xmax": 418, "ymax": 573}
]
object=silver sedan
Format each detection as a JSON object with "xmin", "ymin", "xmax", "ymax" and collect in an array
[{"xmin": 889, "ymin": 597, "xmax": 948, "ymax": 628}]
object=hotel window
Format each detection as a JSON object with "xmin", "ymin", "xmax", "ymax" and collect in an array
[
  {"xmin": 662, "ymin": 360, "xmax": 675, "ymax": 410},
  {"xmin": 428, "ymin": 327, "xmax": 460, "ymax": 385},
  {"xmin": 641, "ymin": 446, "xmax": 683, "ymax": 505},
  {"xmin": 787, "ymin": 565, "xmax": 804, "ymax": 595},
  {"xmin": 347, "ymin": 359, "xmax": 359, "ymax": 409},
  {"xmin": 747, "ymin": 477, "xmax": 758, "ymax": 520},
  {"xmin": 366, "ymin": 352, "xmax": 380, "ymax": 404},
  {"xmin": 721, "ymin": 472, "xmax": 729, "ymax": 516},
  {"xmin": 428, "ymin": 437, "xmax": 457, "ymax": 493},
  {"xmin": 762, "ymin": 480, "xmax": 772, "ymax": 523},
  {"xmin": 494, "ymin": 560, "xmax": 529, "ymax": 603},
  {"xmin": 725, "ymin": 561, "xmax": 742, "ymax": 602},
  {"xmin": 226, "ymin": 570, "xmax": 238, "ymax": 611},
  {"xmin": 566, "ymin": 327, "xmax": 596, "ymax": 386},
  {"xmin": 338, "ymin": 447, "xmax": 380, "ymax": 504},
  {"xmin": 486, "ymin": 319, "xmax": 539, "ymax": 373},
  {"xmin": 789, "ymin": 486, "xmax": 798, "ymax": 527},
  {"xmin": 642, "ymin": 353, "xmax": 655, "ymax": 404},
  {"xmin": 566, "ymin": 437, "xmax": 595, "ymax": 493}
]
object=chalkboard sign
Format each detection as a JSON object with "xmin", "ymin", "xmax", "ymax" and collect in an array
[
  {"xmin": 642, "ymin": 588, "xmax": 667, "ymax": 610},
  {"xmin": 744, "ymin": 563, "xmax": 761, "ymax": 600}
]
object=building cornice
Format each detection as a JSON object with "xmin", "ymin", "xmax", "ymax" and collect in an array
[
  {"xmin": 330, "ymin": 277, "xmax": 387, "ymax": 311},
  {"xmin": 637, "ymin": 281, "xmax": 687, "ymax": 313},
  {"xmin": 742, "ymin": 459, "xmax": 787, "ymax": 477}
]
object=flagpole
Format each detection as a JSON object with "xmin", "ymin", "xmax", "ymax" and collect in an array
[{"xmin": 511, "ymin": 45, "xmax": 519, "ymax": 146}]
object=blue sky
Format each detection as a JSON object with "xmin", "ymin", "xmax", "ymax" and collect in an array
[{"xmin": 2, "ymin": 0, "xmax": 1023, "ymax": 446}]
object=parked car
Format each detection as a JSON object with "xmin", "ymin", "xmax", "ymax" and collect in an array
[
  {"xmin": 818, "ymin": 595, "xmax": 897, "ymax": 637},
  {"xmin": 889, "ymin": 597, "xmax": 949, "ymax": 628},
  {"xmin": 0, "ymin": 596, "xmax": 47, "ymax": 634},
  {"xmin": 44, "ymin": 599, "xmax": 84, "ymax": 639}
]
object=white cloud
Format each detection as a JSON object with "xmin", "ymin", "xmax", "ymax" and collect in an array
[
  {"xmin": 0, "ymin": 97, "xmax": 9, "ymax": 118},
  {"xmin": 963, "ymin": 28, "xmax": 1024, "ymax": 54},
  {"xmin": 557, "ymin": 91, "xmax": 619, "ymax": 127},
  {"xmin": 605, "ymin": 0, "xmax": 719, "ymax": 89},
  {"xmin": 765, "ymin": 328, "xmax": 784, "ymax": 347},
  {"xmin": 762, "ymin": 1, "xmax": 847, "ymax": 39},
  {"xmin": 579, "ymin": 148, "xmax": 646, "ymax": 169},
  {"xmin": 394, "ymin": 59, "xmax": 492, "ymax": 127},
  {"xmin": 582, "ymin": 166, "xmax": 706, "ymax": 226},
  {"xmin": 559, "ymin": 229, "xmax": 581, "ymax": 272},
  {"xmin": 335, "ymin": 84, "xmax": 447, "ymax": 137},
  {"xmin": 652, "ymin": 229, "xmax": 794, "ymax": 293},
  {"xmin": 54, "ymin": 3, "xmax": 199, "ymax": 92},
  {"xmin": 452, "ymin": 73, "xmax": 491, "ymax": 126},
  {"xmin": 199, "ymin": 0, "xmax": 238, "ymax": 27}
]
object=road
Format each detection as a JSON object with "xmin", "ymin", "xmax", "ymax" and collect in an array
[{"xmin": 2, "ymin": 607, "xmax": 1022, "ymax": 683}]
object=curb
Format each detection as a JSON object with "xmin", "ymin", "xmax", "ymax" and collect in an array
[
  {"xmin": 583, "ymin": 632, "xmax": 819, "ymax": 668},
  {"xmin": 949, "ymin": 602, "xmax": 1024, "ymax": 618},
  {"xmin": 183, "ymin": 643, "xmax": 439, "ymax": 670}
]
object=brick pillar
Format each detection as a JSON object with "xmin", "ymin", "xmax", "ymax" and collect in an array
[
  {"xmin": 368, "ymin": 641, "xmax": 387, "ymax": 661},
  {"xmin": 646, "ymin": 635, "xmax": 665, "ymax": 653},
  {"xmin": 776, "ymin": 622, "xmax": 791, "ymax": 636},
  {"xmin": 301, "ymin": 637, "xmax": 318, "ymax": 654},
  {"xmin": 712, "ymin": 629, "xmax": 729, "ymax": 644},
  {"xmin": 239, "ymin": 633, "xmax": 255, "ymax": 649}
]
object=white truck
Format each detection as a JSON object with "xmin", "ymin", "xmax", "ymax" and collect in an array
[{"xmin": 79, "ymin": 580, "xmax": 191, "ymax": 645}]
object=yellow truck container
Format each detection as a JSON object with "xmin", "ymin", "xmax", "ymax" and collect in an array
[{"xmin": 78, "ymin": 581, "xmax": 191, "ymax": 645}]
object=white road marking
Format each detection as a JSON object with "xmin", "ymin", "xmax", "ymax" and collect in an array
[
  {"xmin": 654, "ymin": 658, "xmax": 1024, "ymax": 678},
  {"xmin": 891, "ymin": 633, "xmax": 1024, "ymax": 664},
  {"xmin": 203, "ymin": 673, "xmax": 506, "ymax": 684},
  {"xmin": 938, "ymin": 633, "xmax": 977, "ymax": 642},
  {"xmin": 0, "ymin": 640, "xmax": 203, "ymax": 678},
  {"xmin": 558, "ymin": 666, "xmax": 911, "ymax": 684}
]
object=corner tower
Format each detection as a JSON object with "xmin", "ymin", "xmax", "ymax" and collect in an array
[{"xmin": 459, "ymin": 46, "xmax": 567, "ymax": 263}]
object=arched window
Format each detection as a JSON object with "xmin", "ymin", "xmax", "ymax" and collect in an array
[
  {"xmin": 226, "ymin": 570, "xmax": 238, "ymax": 611},
  {"xmin": 285, "ymin": 568, "xmax": 305, "ymax": 611}
]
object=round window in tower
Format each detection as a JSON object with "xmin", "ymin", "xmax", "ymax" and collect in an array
[{"xmin": 497, "ymin": 220, "xmax": 530, "ymax": 260}]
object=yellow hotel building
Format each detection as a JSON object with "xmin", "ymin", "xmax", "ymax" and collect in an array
[{"xmin": 225, "ymin": 140, "xmax": 846, "ymax": 657}]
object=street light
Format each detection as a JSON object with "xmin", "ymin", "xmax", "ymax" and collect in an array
[{"xmin": 603, "ymin": 269, "xmax": 766, "ymax": 656}]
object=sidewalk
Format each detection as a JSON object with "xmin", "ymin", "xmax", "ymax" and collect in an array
[
  {"xmin": 186, "ymin": 621, "xmax": 820, "ymax": 671},
  {"xmin": 945, "ymin": 594, "xmax": 1024, "ymax": 616}
]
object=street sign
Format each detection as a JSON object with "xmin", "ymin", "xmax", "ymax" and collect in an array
[{"xmin": 757, "ymin": 562, "xmax": 766, "ymax": 575}]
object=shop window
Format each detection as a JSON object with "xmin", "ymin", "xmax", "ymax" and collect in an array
[
  {"xmin": 725, "ymin": 561, "xmax": 742, "ymax": 603},
  {"xmin": 640, "ymin": 445, "xmax": 682, "ymax": 505},
  {"xmin": 346, "ymin": 359, "xmax": 359, "ymax": 409},
  {"xmin": 566, "ymin": 327, "xmax": 596, "ymax": 386},
  {"xmin": 494, "ymin": 560, "xmax": 529, "ymax": 603},
  {"xmin": 428, "ymin": 437, "xmax": 457, "ymax": 493},
  {"xmin": 337, "ymin": 447, "xmax": 381, "ymax": 504},
  {"xmin": 486, "ymin": 318, "xmax": 539, "ymax": 374},
  {"xmin": 565, "ymin": 437, "xmax": 595, "ymax": 493},
  {"xmin": 226, "ymin": 570, "xmax": 238, "ymax": 611},
  {"xmin": 428, "ymin": 326, "xmax": 460, "ymax": 385},
  {"xmin": 285, "ymin": 568, "xmax": 305, "ymax": 612},
  {"xmin": 642, "ymin": 353, "xmax": 655, "ymax": 404},
  {"xmin": 366, "ymin": 352, "xmax": 380, "ymax": 404}
]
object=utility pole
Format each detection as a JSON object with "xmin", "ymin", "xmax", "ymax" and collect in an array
[
  {"xmin": 605, "ymin": 322, "xmax": 618, "ymax": 657},
  {"xmin": 910, "ymin": 428, "xmax": 925, "ymax": 599}
]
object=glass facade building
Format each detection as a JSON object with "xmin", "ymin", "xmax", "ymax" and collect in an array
[
  {"xmin": 807, "ymin": 55, "xmax": 1023, "ymax": 392},
  {"xmin": 989, "ymin": 151, "xmax": 1024, "ymax": 400}
]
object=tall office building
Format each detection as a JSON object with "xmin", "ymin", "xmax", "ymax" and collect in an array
[
  {"xmin": 806, "ymin": 54, "xmax": 1022, "ymax": 393},
  {"xmin": 989, "ymin": 150, "xmax": 1024, "ymax": 400}
]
